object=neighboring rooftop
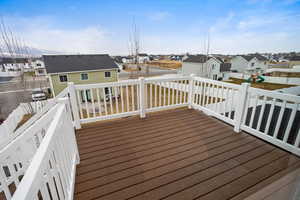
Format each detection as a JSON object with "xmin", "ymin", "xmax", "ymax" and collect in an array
[
  {"xmin": 183, "ymin": 55, "xmax": 209, "ymax": 63},
  {"xmin": 43, "ymin": 54, "xmax": 118, "ymax": 74}
]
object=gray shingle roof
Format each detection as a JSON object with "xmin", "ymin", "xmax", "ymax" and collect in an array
[
  {"xmin": 183, "ymin": 55, "xmax": 209, "ymax": 63},
  {"xmin": 43, "ymin": 54, "xmax": 118, "ymax": 74},
  {"xmin": 240, "ymin": 55, "xmax": 255, "ymax": 62}
]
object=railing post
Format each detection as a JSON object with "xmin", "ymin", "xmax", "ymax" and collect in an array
[
  {"xmin": 139, "ymin": 77, "xmax": 146, "ymax": 118},
  {"xmin": 188, "ymin": 74, "xmax": 195, "ymax": 109},
  {"xmin": 68, "ymin": 82, "xmax": 81, "ymax": 129},
  {"xmin": 234, "ymin": 82, "xmax": 250, "ymax": 132}
]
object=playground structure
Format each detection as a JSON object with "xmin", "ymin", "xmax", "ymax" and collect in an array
[{"xmin": 246, "ymin": 73, "xmax": 265, "ymax": 83}]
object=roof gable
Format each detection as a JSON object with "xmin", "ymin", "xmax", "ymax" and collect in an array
[{"xmin": 43, "ymin": 54, "xmax": 118, "ymax": 74}]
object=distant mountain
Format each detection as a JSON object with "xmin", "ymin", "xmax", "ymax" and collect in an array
[
  {"xmin": 0, "ymin": 45, "xmax": 64, "ymax": 57},
  {"xmin": 28, "ymin": 47, "xmax": 64, "ymax": 56}
]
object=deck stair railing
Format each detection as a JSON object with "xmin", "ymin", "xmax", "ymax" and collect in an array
[{"xmin": 0, "ymin": 75, "xmax": 299, "ymax": 200}]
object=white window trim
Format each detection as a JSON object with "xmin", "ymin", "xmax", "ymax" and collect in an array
[
  {"xmin": 104, "ymin": 71, "xmax": 111, "ymax": 78},
  {"xmin": 80, "ymin": 73, "xmax": 89, "ymax": 81},
  {"xmin": 59, "ymin": 74, "xmax": 69, "ymax": 83}
]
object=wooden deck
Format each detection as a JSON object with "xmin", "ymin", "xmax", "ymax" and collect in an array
[{"xmin": 74, "ymin": 108, "xmax": 300, "ymax": 200}]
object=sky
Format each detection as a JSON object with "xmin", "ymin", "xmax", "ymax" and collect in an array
[{"xmin": 0, "ymin": 0, "xmax": 300, "ymax": 55}]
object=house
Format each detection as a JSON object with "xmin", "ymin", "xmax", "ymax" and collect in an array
[
  {"xmin": 181, "ymin": 55, "xmax": 209, "ymax": 77},
  {"xmin": 288, "ymin": 56, "xmax": 300, "ymax": 68},
  {"xmin": 138, "ymin": 53, "xmax": 149, "ymax": 63},
  {"xmin": 230, "ymin": 54, "xmax": 268, "ymax": 73},
  {"xmin": 169, "ymin": 55, "xmax": 184, "ymax": 61},
  {"xmin": 0, "ymin": 57, "xmax": 30, "ymax": 72},
  {"xmin": 247, "ymin": 54, "xmax": 269, "ymax": 73},
  {"xmin": 31, "ymin": 58, "xmax": 47, "ymax": 76},
  {"xmin": 206, "ymin": 57, "xmax": 231, "ymax": 80},
  {"xmin": 44, "ymin": 54, "xmax": 119, "ymax": 98}
]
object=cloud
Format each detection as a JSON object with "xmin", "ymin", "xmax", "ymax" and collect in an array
[
  {"xmin": 2, "ymin": 9, "xmax": 300, "ymax": 56},
  {"xmin": 4, "ymin": 16, "xmax": 129, "ymax": 55},
  {"xmin": 147, "ymin": 11, "xmax": 171, "ymax": 22}
]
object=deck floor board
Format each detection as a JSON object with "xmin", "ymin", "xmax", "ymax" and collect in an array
[{"xmin": 74, "ymin": 108, "xmax": 300, "ymax": 200}]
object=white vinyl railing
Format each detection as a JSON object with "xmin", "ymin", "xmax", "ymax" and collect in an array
[
  {"xmin": 1, "ymin": 74, "xmax": 299, "ymax": 200},
  {"xmin": 240, "ymin": 87, "xmax": 300, "ymax": 156},
  {"xmin": 12, "ymin": 101, "xmax": 79, "ymax": 200},
  {"xmin": 67, "ymin": 75, "xmax": 300, "ymax": 156},
  {"xmin": 144, "ymin": 76, "xmax": 190, "ymax": 113},
  {"xmin": 0, "ymin": 102, "xmax": 63, "ymax": 199},
  {"xmin": 74, "ymin": 79, "xmax": 140, "ymax": 124},
  {"xmin": 191, "ymin": 77, "xmax": 240, "ymax": 126}
]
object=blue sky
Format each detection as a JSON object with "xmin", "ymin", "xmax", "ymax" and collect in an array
[{"xmin": 0, "ymin": 0, "xmax": 300, "ymax": 55}]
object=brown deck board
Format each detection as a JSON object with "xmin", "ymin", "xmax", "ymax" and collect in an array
[{"xmin": 74, "ymin": 108, "xmax": 300, "ymax": 200}]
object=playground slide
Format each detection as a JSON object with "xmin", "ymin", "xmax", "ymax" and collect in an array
[{"xmin": 246, "ymin": 75, "xmax": 265, "ymax": 83}]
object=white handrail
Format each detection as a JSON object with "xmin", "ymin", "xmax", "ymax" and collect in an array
[
  {"xmin": 0, "ymin": 103, "xmax": 62, "ymax": 199},
  {"xmin": 12, "ymin": 103, "xmax": 79, "ymax": 200}
]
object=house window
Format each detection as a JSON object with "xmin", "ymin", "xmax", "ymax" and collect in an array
[
  {"xmin": 105, "ymin": 71, "xmax": 111, "ymax": 78},
  {"xmin": 59, "ymin": 74, "xmax": 68, "ymax": 82},
  {"xmin": 36, "ymin": 63, "xmax": 41, "ymax": 67},
  {"xmin": 81, "ymin": 73, "xmax": 89, "ymax": 80},
  {"xmin": 212, "ymin": 64, "xmax": 215, "ymax": 70},
  {"xmin": 251, "ymin": 63, "xmax": 255, "ymax": 67}
]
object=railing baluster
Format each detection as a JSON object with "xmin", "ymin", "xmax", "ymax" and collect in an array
[
  {"xmin": 154, "ymin": 83, "xmax": 157, "ymax": 107},
  {"xmin": 179, "ymin": 80, "xmax": 183, "ymax": 104},
  {"xmin": 126, "ymin": 85, "xmax": 129, "ymax": 112},
  {"xmin": 163, "ymin": 82, "xmax": 166, "ymax": 106},
  {"xmin": 273, "ymin": 100, "xmax": 286, "ymax": 139},
  {"xmin": 183, "ymin": 80, "xmax": 187, "ymax": 103},
  {"xmin": 249, "ymin": 94, "xmax": 258, "ymax": 128},
  {"xmin": 84, "ymin": 89, "xmax": 90, "ymax": 118},
  {"xmin": 145, "ymin": 84, "xmax": 148, "ymax": 109},
  {"xmin": 283, "ymin": 103, "xmax": 298, "ymax": 143},
  {"xmin": 229, "ymin": 88, "xmax": 235, "ymax": 119},
  {"xmin": 76, "ymin": 90, "xmax": 83, "ymax": 119},
  {"xmin": 96, "ymin": 88, "xmax": 102, "ymax": 116},
  {"xmin": 221, "ymin": 85, "xmax": 225, "ymax": 115},
  {"xmin": 159, "ymin": 82, "xmax": 162, "ymax": 106},
  {"xmin": 120, "ymin": 86, "xmax": 124, "ymax": 113},
  {"xmin": 150, "ymin": 84, "xmax": 153, "ymax": 108},
  {"xmin": 131, "ymin": 85, "xmax": 135, "ymax": 111},
  {"xmin": 199, "ymin": 81, "xmax": 203, "ymax": 106},
  {"xmin": 265, "ymin": 98, "xmax": 276, "ymax": 135},
  {"xmin": 90, "ymin": 89, "xmax": 96, "ymax": 118},
  {"xmin": 109, "ymin": 87, "xmax": 113, "ymax": 114},
  {"xmin": 168, "ymin": 82, "xmax": 171, "ymax": 105},
  {"xmin": 175, "ymin": 81, "xmax": 179, "ymax": 105},
  {"xmin": 257, "ymin": 95, "xmax": 267, "ymax": 131},
  {"xmin": 114, "ymin": 87, "xmax": 119, "ymax": 114},
  {"xmin": 225, "ymin": 87, "xmax": 229, "ymax": 117},
  {"xmin": 172, "ymin": 82, "xmax": 175, "ymax": 105},
  {"xmin": 137, "ymin": 84, "xmax": 140, "ymax": 110},
  {"xmin": 102, "ymin": 88, "xmax": 108, "ymax": 115}
]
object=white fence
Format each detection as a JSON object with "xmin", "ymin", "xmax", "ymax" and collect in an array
[
  {"xmin": 0, "ymin": 75, "xmax": 299, "ymax": 200},
  {"xmin": 225, "ymin": 72, "xmax": 300, "ymax": 85},
  {"xmin": 0, "ymin": 100, "xmax": 53, "ymax": 148},
  {"xmin": 12, "ymin": 101, "xmax": 79, "ymax": 200}
]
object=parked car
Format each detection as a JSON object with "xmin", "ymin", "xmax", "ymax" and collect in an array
[{"xmin": 31, "ymin": 89, "xmax": 47, "ymax": 101}]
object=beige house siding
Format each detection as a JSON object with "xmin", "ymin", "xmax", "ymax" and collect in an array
[{"xmin": 50, "ymin": 69, "xmax": 118, "ymax": 96}]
